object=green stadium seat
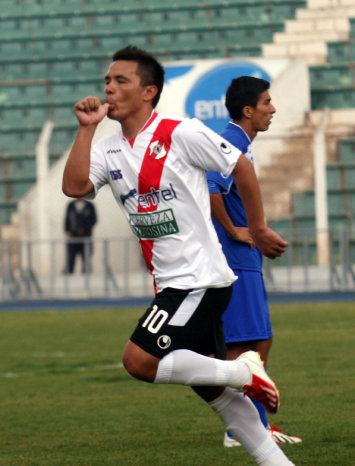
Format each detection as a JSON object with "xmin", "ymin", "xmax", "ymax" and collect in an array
[
  {"xmin": 327, "ymin": 41, "xmax": 353, "ymax": 65},
  {"xmin": 0, "ymin": 177, "xmax": 36, "ymax": 201},
  {"xmin": 348, "ymin": 190, "xmax": 355, "ymax": 211},
  {"xmin": 328, "ymin": 212, "xmax": 352, "ymax": 230},
  {"xmin": 292, "ymin": 191, "xmax": 314, "ymax": 216},
  {"xmin": 213, "ymin": 22, "xmax": 284, "ymax": 47},
  {"xmin": 0, "ymin": 105, "xmax": 52, "ymax": 126},
  {"xmin": 271, "ymin": 1, "xmax": 307, "ymax": 21},
  {"xmin": 0, "ymin": 204, "xmax": 17, "ymax": 224},
  {"xmin": 325, "ymin": 163, "xmax": 355, "ymax": 190},
  {"xmin": 268, "ymin": 217, "xmax": 292, "ymax": 234},
  {"xmin": 0, "ymin": 129, "xmax": 40, "ymax": 149},
  {"xmin": 96, "ymin": 35, "xmax": 142, "ymax": 54},
  {"xmin": 293, "ymin": 188, "xmax": 350, "ymax": 216},
  {"xmin": 53, "ymin": 106, "xmax": 77, "ymax": 124},
  {"xmin": 91, "ymin": 12, "xmax": 138, "ymax": 31},
  {"xmin": 311, "ymin": 85, "xmax": 355, "ymax": 110},
  {"xmin": 148, "ymin": 9, "xmax": 208, "ymax": 28},
  {"xmin": 338, "ymin": 138, "xmax": 355, "ymax": 164},
  {"xmin": 0, "ymin": 41, "xmax": 26, "ymax": 58},
  {"xmin": 328, "ymin": 190, "xmax": 347, "ymax": 214},
  {"xmin": 344, "ymin": 165, "xmax": 355, "ymax": 188},
  {"xmin": 0, "ymin": 19, "xmax": 22, "ymax": 37},
  {"xmin": 0, "ymin": 154, "xmax": 36, "ymax": 178},
  {"xmin": 350, "ymin": 18, "xmax": 355, "ymax": 39},
  {"xmin": 309, "ymin": 64, "xmax": 353, "ymax": 88},
  {"xmin": 226, "ymin": 44, "xmax": 262, "ymax": 58},
  {"xmin": 326, "ymin": 165, "xmax": 342, "ymax": 189},
  {"xmin": 293, "ymin": 214, "xmax": 315, "ymax": 231},
  {"xmin": 209, "ymin": 3, "xmax": 267, "ymax": 25}
]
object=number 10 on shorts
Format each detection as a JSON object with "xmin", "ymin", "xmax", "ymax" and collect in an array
[{"xmin": 142, "ymin": 305, "xmax": 169, "ymax": 334}]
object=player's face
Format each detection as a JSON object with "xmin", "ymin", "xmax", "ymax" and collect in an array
[
  {"xmin": 251, "ymin": 90, "xmax": 276, "ymax": 132},
  {"xmin": 104, "ymin": 60, "xmax": 149, "ymax": 122}
]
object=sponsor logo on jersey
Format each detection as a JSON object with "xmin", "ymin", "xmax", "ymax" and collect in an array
[
  {"xmin": 157, "ymin": 335, "xmax": 172, "ymax": 349},
  {"xmin": 129, "ymin": 208, "xmax": 179, "ymax": 239},
  {"xmin": 107, "ymin": 149, "xmax": 122, "ymax": 154},
  {"xmin": 120, "ymin": 184, "xmax": 178, "ymax": 207},
  {"xmin": 220, "ymin": 141, "xmax": 232, "ymax": 155},
  {"xmin": 120, "ymin": 188, "xmax": 137, "ymax": 205},
  {"xmin": 109, "ymin": 169, "xmax": 123, "ymax": 180},
  {"xmin": 138, "ymin": 183, "xmax": 177, "ymax": 209},
  {"xmin": 149, "ymin": 141, "xmax": 167, "ymax": 160}
]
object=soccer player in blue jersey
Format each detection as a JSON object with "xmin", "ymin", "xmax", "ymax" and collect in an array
[{"xmin": 207, "ymin": 76, "xmax": 302, "ymax": 447}]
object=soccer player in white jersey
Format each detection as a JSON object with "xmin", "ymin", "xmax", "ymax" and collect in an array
[{"xmin": 62, "ymin": 45, "xmax": 295, "ymax": 466}]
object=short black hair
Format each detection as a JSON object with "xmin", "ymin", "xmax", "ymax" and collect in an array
[
  {"xmin": 225, "ymin": 76, "xmax": 270, "ymax": 120},
  {"xmin": 112, "ymin": 45, "xmax": 165, "ymax": 107}
]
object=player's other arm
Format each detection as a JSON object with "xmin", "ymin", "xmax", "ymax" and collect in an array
[
  {"xmin": 232, "ymin": 154, "xmax": 288, "ymax": 259},
  {"xmin": 62, "ymin": 96, "xmax": 109, "ymax": 198},
  {"xmin": 210, "ymin": 193, "xmax": 255, "ymax": 248}
]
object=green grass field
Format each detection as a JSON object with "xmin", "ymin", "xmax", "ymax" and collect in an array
[{"xmin": 0, "ymin": 301, "xmax": 354, "ymax": 466}]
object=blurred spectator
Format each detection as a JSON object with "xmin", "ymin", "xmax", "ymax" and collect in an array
[{"xmin": 64, "ymin": 198, "xmax": 97, "ymax": 274}]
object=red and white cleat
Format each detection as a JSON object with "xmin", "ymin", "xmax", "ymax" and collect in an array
[
  {"xmin": 236, "ymin": 351, "xmax": 280, "ymax": 414},
  {"xmin": 268, "ymin": 424, "xmax": 302, "ymax": 444}
]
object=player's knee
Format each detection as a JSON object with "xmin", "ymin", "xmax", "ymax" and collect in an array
[{"xmin": 122, "ymin": 345, "xmax": 158, "ymax": 383}]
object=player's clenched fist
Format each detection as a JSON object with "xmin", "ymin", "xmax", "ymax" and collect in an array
[
  {"xmin": 253, "ymin": 227, "xmax": 288, "ymax": 260},
  {"xmin": 73, "ymin": 96, "xmax": 110, "ymax": 126}
]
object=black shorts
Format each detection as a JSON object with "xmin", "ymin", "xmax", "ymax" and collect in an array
[{"xmin": 130, "ymin": 286, "xmax": 233, "ymax": 359}]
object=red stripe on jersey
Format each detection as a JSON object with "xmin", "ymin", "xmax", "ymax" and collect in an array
[{"xmin": 137, "ymin": 118, "xmax": 182, "ymax": 284}]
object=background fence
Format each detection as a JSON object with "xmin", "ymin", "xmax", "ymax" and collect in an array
[{"xmin": 0, "ymin": 226, "xmax": 354, "ymax": 303}]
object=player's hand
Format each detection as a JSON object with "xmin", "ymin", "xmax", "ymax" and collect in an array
[
  {"xmin": 73, "ymin": 96, "xmax": 109, "ymax": 127},
  {"xmin": 252, "ymin": 227, "xmax": 288, "ymax": 259},
  {"xmin": 229, "ymin": 227, "xmax": 255, "ymax": 249}
]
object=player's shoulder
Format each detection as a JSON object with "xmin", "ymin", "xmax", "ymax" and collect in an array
[
  {"xmin": 93, "ymin": 130, "xmax": 123, "ymax": 153},
  {"xmin": 158, "ymin": 114, "xmax": 208, "ymax": 131},
  {"xmin": 221, "ymin": 124, "xmax": 246, "ymax": 144}
]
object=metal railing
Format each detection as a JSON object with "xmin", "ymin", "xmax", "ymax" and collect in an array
[{"xmin": 0, "ymin": 227, "xmax": 354, "ymax": 303}]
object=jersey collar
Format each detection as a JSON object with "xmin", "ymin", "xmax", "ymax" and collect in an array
[
  {"xmin": 128, "ymin": 111, "xmax": 159, "ymax": 147},
  {"xmin": 229, "ymin": 122, "xmax": 253, "ymax": 144}
]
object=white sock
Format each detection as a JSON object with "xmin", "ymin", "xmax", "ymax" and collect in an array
[
  {"xmin": 153, "ymin": 349, "xmax": 250, "ymax": 388},
  {"xmin": 209, "ymin": 388, "xmax": 294, "ymax": 465}
]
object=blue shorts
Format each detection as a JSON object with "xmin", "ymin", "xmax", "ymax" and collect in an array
[{"xmin": 222, "ymin": 270, "xmax": 273, "ymax": 344}]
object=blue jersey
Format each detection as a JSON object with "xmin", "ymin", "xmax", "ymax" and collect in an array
[{"xmin": 207, "ymin": 122, "xmax": 262, "ymax": 272}]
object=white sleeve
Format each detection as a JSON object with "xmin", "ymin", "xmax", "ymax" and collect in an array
[
  {"xmin": 175, "ymin": 118, "xmax": 241, "ymax": 175},
  {"xmin": 86, "ymin": 140, "xmax": 109, "ymax": 200}
]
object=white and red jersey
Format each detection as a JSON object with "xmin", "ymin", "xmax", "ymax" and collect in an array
[{"xmin": 88, "ymin": 112, "xmax": 242, "ymax": 292}]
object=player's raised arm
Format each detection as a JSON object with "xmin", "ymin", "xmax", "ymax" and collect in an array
[
  {"xmin": 62, "ymin": 96, "xmax": 109, "ymax": 198},
  {"xmin": 232, "ymin": 154, "xmax": 288, "ymax": 259}
]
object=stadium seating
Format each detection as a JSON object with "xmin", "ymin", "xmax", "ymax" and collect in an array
[{"xmin": 309, "ymin": 15, "xmax": 355, "ymax": 110}]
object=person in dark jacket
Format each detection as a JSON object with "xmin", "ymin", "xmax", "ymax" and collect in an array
[{"xmin": 64, "ymin": 198, "xmax": 97, "ymax": 273}]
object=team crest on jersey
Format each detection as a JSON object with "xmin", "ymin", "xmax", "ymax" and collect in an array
[{"xmin": 149, "ymin": 141, "xmax": 167, "ymax": 160}]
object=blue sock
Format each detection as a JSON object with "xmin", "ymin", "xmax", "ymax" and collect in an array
[{"xmin": 251, "ymin": 398, "xmax": 268, "ymax": 428}]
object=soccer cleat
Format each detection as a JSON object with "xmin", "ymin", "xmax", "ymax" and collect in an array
[
  {"xmin": 236, "ymin": 351, "xmax": 280, "ymax": 414},
  {"xmin": 223, "ymin": 431, "xmax": 241, "ymax": 447},
  {"xmin": 223, "ymin": 425, "xmax": 302, "ymax": 449},
  {"xmin": 268, "ymin": 425, "xmax": 302, "ymax": 444}
]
